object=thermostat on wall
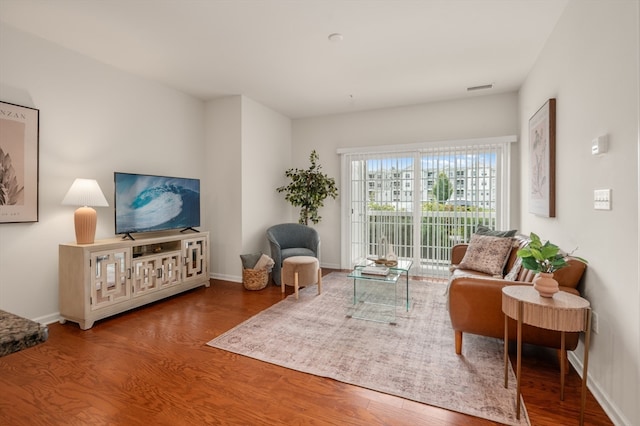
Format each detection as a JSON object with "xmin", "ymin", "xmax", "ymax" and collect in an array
[{"xmin": 591, "ymin": 135, "xmax": 608, "ymax": 155}]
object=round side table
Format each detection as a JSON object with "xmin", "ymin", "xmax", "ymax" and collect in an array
[{"xmin": 501, "ymin": 285, "xmax": 591, "ymax": 425}]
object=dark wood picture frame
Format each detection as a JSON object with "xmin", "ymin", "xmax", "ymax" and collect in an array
[
  {"xmin": 528, "ymin": 98, "xmax": 556, "ymax": 217},
  {"xmin": 0, "ymin": 101, "xmax": 40, "ymax": 223}
]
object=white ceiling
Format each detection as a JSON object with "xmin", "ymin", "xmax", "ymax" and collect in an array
[{"xmin": 0, "ymin": 0, "xmax": 568, "ymax": 119}]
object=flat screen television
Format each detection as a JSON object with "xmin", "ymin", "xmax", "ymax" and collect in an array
[{"xmin": 114, "ymin": 172, "xmax": 200, "ymax": 239}]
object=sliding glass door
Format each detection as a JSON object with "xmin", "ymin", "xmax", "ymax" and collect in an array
[{"xmin": 340, "ymin": 137, "xmax": 513, "ymax": 278}]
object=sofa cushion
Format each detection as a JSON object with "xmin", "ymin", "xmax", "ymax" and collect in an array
[
  {"xmin": 457, "ymin": 234, "xmax": 513, "ymax": 277},
  {"xmin": 475, "ymin": 225, "xmax": 517, "ymax": 238},
  {"xmin": 281, "ymin": 247, "xmax": 316, "ymax": 259}
]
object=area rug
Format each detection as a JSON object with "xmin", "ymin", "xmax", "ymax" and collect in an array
[{"xmin": 207, "ymin": 273, "xmax": 529, "ymax": 425}]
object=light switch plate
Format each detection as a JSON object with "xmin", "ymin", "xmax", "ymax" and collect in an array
[{"xmin": 594, "ymin": 189, "xmax": 611, "ymax": 210}]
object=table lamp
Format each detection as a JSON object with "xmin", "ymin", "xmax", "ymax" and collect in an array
[{"xmin": 62, "ymin": 178, "xmax": 109, "ymax": 244}]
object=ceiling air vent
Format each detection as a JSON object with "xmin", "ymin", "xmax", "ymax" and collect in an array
[{"xmin": 467, "ymin": 84, "xmax": 494, "ymax": 92}]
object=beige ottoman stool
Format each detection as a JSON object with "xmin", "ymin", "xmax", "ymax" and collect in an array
[{"xmin": 281, "ymin": 256, "xmax": 322, "ymax": 300}]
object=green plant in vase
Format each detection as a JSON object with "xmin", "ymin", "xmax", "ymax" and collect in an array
[
  {"xmin": 517, "ymin": 232, "xmax": 587, "ymax": 297},
  {"xmin": 276, "ymin": 150, "xmax": 338, "ymax": 225}
]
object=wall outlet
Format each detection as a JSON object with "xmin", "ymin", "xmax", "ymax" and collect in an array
[{"xmin": 591, "ymin": 311, "xmax": 599, "ymax": 334}]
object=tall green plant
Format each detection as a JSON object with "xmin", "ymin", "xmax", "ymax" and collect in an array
[{"xmin": 276, "ymin": 150, "xmax": 338, "ymax": 225}]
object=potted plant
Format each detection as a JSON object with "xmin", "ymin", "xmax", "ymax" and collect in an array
[
  {"xmin": 517, "ymin": 232, "xmax": 587, "ymax": 297},
  {"xmin": 276, "ymin": 150, "xmax": 338, "ymax": 225}
]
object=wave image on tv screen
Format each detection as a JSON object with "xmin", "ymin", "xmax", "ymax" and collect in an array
[{"xmin": 115, "ymin": 173, "xmax": 200, "ymax": 234}]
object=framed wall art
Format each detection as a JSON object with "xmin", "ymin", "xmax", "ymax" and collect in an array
[
  {"xmin": 528, "ymin": 98, "xmax": 556, "ymax": 218},
  {"xmin": 0, "ymin": 101, "xmax": 39, "ymax": 223}
]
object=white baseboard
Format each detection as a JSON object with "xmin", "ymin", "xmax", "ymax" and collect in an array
[
  {"xmin": 210, "ymin": 272, "xmax": 242, "ymax": 283},
  {"xmin": 568, "ymin": 352, "xmax": 630, "ymax": 426},
  {"xmin": 33, "ymin": 312, "xmax": 62, "ymax": 326}
]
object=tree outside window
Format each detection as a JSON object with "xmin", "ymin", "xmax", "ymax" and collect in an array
[{"xmin": 432, "ymin": 172, "xmax": 453, "ymax": 203}]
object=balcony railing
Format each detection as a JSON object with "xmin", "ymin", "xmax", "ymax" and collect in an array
[{"xmin": 363, "ymin": 211, "xmax": 496, "ymax": 278}]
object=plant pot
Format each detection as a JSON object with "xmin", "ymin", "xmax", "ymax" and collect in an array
[{"xmin": 533, "ymin": 272, "xmax": 559, "ymax": 297}]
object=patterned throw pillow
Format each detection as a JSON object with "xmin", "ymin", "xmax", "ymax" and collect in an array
[
  {"xmin": 458, "ymin": 234, "xmax": 514, "ymax": 277},
  {"xmin": 504, "ymin": 256, "xmax": 523, "ymax": 281}
]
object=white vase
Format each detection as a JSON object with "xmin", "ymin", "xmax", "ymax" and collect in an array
[{"xmin": 533, "ymin": 272, "xmax": 559, "ymax": 297}]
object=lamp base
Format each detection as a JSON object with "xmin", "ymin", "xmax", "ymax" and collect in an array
[{"xmin": 74, "ymin": 206, "xmax": 98, "ymax": 244}]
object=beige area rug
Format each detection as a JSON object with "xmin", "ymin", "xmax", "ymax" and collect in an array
[{"xmin": 207, "ymin": 272, "xmax": 529, "ymax": 425}]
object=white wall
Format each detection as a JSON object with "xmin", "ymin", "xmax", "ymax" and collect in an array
[
  {"xmin": 292, "ymin": 92, "xmax": 520, "ymax": 268},
  {"xmin": 205, "ymin": 96, "xmax": 243, "ymax": 282},
  {"xmin": 240, "ymin": 96, "xmax": 291, "ymax": 254},
  {"xmin": 0, "ymin": 23, "xmax": 206, "ymax": 322},
  {"xmin": 518, "ymin": 1, "xmax": 639, "ymax": 425},
  {"xmin": 206, "ymin": 95, "xmax": 291, "ymax": 282}
]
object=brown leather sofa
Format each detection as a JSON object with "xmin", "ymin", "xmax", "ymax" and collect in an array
[{"xmin": 448, "ymin": 234, "xmax": 587, "ymax": 355}]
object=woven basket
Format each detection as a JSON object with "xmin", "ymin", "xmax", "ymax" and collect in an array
[{"xmin": 242, "ymin": 268, "xmax": 269, "ymax": 291}]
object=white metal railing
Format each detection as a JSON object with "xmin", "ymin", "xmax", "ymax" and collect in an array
[{"xmin": 358, "ymin": 211, "xmax": 496, "ymax": 278}]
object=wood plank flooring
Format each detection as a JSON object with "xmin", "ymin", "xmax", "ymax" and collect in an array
[{"xmin": 0, "ymin": 272, "xmax": 612, "ymax": 425}]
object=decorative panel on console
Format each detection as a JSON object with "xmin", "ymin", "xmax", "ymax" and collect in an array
[
  {"xmin": 182, "ymin": 237, "xmax": 207, "ymax": 282},
  {"xmin": 90, "ymin": 249, "xmax": 131, "ymax": 310},
  {"xmin": 132, "ymin": 251, "xmax": 182, "ymax": 297},
  {"xmin": 159, "ymin": 253, "xmax": 181, "ymax": 288},
  {"xmin": 131, "ymin": 256, "xmax": 162, "ymax": 297}
]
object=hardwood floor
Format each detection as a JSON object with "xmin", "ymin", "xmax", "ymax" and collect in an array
[{"xmin": 0, "ymin": 272, "xmax": 612, "ymax": 425}]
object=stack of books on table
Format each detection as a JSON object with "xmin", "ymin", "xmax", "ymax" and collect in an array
[{"xmin": 360, "ymin": 265, "xmax": 390, "ymax": 276}]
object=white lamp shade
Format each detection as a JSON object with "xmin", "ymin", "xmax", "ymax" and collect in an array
[{"xmin": 62, "ymin": 178, "xmax": 109, "ymax": 207}]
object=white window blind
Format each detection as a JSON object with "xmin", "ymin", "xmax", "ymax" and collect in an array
[{"xmin": 339, "ymin": 136, "xmax": 514, "ymax": 278}]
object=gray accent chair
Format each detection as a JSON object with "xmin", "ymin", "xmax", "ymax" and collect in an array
[{"xmin": 266, "ymin": 223, "xmax": 320, "ymax": 286}]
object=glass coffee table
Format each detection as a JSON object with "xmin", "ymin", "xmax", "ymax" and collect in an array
[{"xmin": 347, "ymin": 259, "xmax": 413, "ymax": 325}]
